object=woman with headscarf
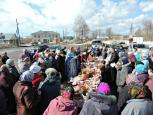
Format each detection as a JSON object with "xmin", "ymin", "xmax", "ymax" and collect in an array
[
  {"xmin": 146, "ymin": 62, "xmax": 153, "ymax": 100},
  {"xmin": 29, "ymin": 64, "xmax": 44, "ymax": 88},
  {"xmin": 6, "ymin": 59, "xmax": 20, "ymax": 81},
  {"xmin": 19, "ymin": 64, "xmax": 43, "ymax": 88},
  {"xmin": 131, "ymin": 61, "xmax": 149, "ymax": 84},
  {"xmin": 38, "ymin": 68, "xmax": 61, "ymax": 114},
  {"xmin": 79, "ymin": 82, "xmax": 118, "ymax": 115},
  {"xmin": 0, "ymin": 65, "xmax": 16, "ymax": 114},
  {"xmin": 121, "ymin": 83, "xmax": 153, "ymax": 115},
  {"xmin": 13, "ymin": 70, "xmax": 40, "ymax": 115},
  {"xmin": 128, "ymin": 53, "xmax": 136, "ymax": 74},
  {"xmin": 117, "ymin": 61, "xmax": 148, "ymax": 115},
  {"xmin": 43, "ymin": 85, "xmax": 77, "ymax": 115},
  {"xmin": 18, "ymin": 57, "xmax": 31, "ymax": 74}
]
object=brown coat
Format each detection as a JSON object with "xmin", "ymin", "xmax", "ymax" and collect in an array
[{"xmin": 13, "ymin": 81, "xmax": 40, "ymax": 115}]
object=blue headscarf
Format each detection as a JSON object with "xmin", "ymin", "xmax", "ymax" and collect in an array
[
  {"xmin": 135, "ymin": 62, "xmax": 148, "ymax": 74},
  {"xmin": 135, "ymin": 51, "xmax": 141, "ymax": 62}
]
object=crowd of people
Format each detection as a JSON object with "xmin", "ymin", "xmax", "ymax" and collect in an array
[{"xmin": 0, "ymin": 44, "xmax": 153, "ymax": 115}]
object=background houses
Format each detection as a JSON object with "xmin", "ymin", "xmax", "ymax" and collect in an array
[
  {"xmin": 31, "ymin": 30, "xmax": 60, "ymax": 43},
  {"xmin": 0, "ymin": 33, "xmax": 19, "ymax": 45}
]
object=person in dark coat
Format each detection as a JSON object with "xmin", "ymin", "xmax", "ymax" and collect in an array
[
  {"xmin": 43, "ymin": 49, "xmax": 55, "ymax": 69},
  {"xmin": 128, "ymin": 53, "xmax": 136, "ymax": 74},
  {"xmin": 56, "ymin": 50, "xmax": 66, "ymax": 83},
  {"xmin": 6, "ymin": 59, "xmax": 20, "ymax": 81},
  {"xmin": 146, "ymin": 66, "xmax": 153, "ymax": 100},
  {"xmin": 79, "ymin": 82, "xmax": 118, "ymax": 115},
  {"xmin": 43, "ymin": 85, "xmax": 77, "ymax": 115},
  {"xmin": 13, "ymin": 70, "xmax": 40, "ymax": 115},
  {"xmin": 117, "ymin": 85, "xmax": 129, "ymax": 114},
  {"xmin": 109, "ymin": 47, "xmax": 119, "ymax": 64},
  {"xmin": 121, "ymin": 83, "xmax": 153, "ymax": 115},
  {"xmin": 109, "ymin": 47, "xmax": 119, "ymax": 96},
  {"xmin": 2, "ymin": 52, "xmax": 9, "ymax": 64},
  {"xmin": 0, "ymin": 89, "xmax": 7, "ymax": 115},
  {"xmin": 38, "ymin": 68, "xmax": 61, "ymax": 114},
  {"xmin": 0, "ymin": 65, "xmax": 16, "ymax": 114}
]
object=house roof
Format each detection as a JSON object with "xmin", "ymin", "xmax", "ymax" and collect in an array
[
  {"xmin": 0, "ymin": 33, "xmax": 17, "ymax": 40},
  {"xmin": 31, "ymin": 30, "xmax": 60, "ymax": 35}
]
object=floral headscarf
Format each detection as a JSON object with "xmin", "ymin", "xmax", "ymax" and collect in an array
[{"xmin": 128, "ymin": 83, "xmax": 146, "ymax": 99}]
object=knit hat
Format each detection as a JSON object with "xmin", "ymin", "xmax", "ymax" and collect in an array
[
  {"xmin": 128, "ymin": 83, "xmax": 146, "ymax": 99},
  {"xmin": 30, "ymin": 65, "xmax": 41, "ymax": 74},
  {"xmin": 96, "ymin": 82, "xmax": 110, "ymax": 95},
  {"xmin": 6, "ymin": 59, "xmax": 15, "ymax": 67}
]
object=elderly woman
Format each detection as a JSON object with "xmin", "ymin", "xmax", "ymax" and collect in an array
[
  {"xmin": 18, "ymin": 57, "xmax": 31, "ymax": 74},
  {"xmin": 13, "ymin": 70, "xmax": 40, "ymax": 115},
  {"xmin": 0, "ymin": 65, "xmax": 16, "ymax": 114},
  {"xmin": 19, "ymin": 64, "xmax": 43, "ymax": 89},
  {"xmin": 43, "ymin": 85, "xmax": 77, "ymax": 115},
  {"xmin": 79, "ymin": 82, "xmax": 118, "ymax": 115},
  {"xmin": 6, "ymin": 59, "xmax": 20, "ymax": 81},
  {"xmin": 38, "ymin": 68, "xmax": 61, "ymax": 114},
  {"xmin": 146, "ymin": 63, "xmax": 153, "ymax": 100},
  {"xmin": 121, "ymin": 83, "xmax": 153, "ymax": 115}
]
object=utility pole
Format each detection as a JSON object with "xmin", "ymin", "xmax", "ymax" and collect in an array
[
  {"xmin": 129, "ymin": 23, "xmax": 134, "ymax": 37},
  {"xmin": 16, "ymin": 19, "xmax": 20, "ymax": 46},
  {"xmin": 63, "ymin": 29, "xmax": 65, "ymax": 40}
]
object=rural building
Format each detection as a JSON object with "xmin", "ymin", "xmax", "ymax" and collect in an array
[
  {"xmin": 0, "ymin": 33, "xmax": 19, "ymax": 45},
  {"xmin": 31, "ymin": 30, "xmax": 60, "ymax": 43}
]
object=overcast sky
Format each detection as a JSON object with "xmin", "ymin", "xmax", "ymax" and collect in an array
[{"xmin": 0, "ymin": 0, "xmax": 153, "ymax": 36}]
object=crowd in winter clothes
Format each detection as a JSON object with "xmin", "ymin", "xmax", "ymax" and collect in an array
[{"xmin": 1, "ymin": 44, "xmax": 153, "ymax": 115}]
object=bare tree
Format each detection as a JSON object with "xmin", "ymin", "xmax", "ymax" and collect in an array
[
  {"xmin": 135, "ymin": 27, "xmax": 142, "ymax": 37},
  {"xmin": 106, "ymin": 27, "xmax": 113, "ymax": 39},
  {"xmin": 143, "ymin": 19, "xmax": 153, "ymax": 40},
  {"xmin": 73, "ymin": 15, "xmax": 90, "ymax": 38}
]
